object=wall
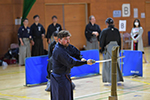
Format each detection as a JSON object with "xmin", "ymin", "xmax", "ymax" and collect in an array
[
  {"xmin": 0, "ymin": 0, "xmax": 22, "ymax": 57},
  {"xmin": 0, "ymin": 0, "xmax": 149, "ymax": 57}
]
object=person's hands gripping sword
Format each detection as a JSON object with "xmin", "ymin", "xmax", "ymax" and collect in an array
[
  {"xmin": 87, "ymin": 59, "xmax": 95, "ymax": 65},
  {"xmin": 81, "ymin": 58, "xmax": 95, "ymax": 65}
]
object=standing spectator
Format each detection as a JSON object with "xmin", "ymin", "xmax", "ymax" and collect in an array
[
  {"xmin": 99, "ymin": 18, "xmax": 123, "ymax": 85},
  {"xmin": 131, "ymin": 19, "xmax": 148, "ymax": 63},
  {"xmin": 46, "ymin": 15, "xmax": 62, "ymax": 44},
  {"xmin": 85, "ymin": 15, "xmax": 101, "ymax": 50},
  {"xmin": 18, "ymin": 18, "xmax": 33, "ymax": 66},
  {"xmin": 30, "ymin": 15, "xmax": 45, "ymax": 56}
]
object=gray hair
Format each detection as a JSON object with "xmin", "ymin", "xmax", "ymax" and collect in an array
[{"xmin": 89, "ymin": 15, "xmax": 95, "ymax": 21}]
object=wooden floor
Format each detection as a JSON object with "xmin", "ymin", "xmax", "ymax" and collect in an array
[{"xmin": 0, "ymin": 47, "xmax": 150, "ymax": 100}]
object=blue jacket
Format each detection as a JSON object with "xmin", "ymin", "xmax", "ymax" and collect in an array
[{"xmin": 52, "ymin": 42, "xmax": 87, "ymax": 74}]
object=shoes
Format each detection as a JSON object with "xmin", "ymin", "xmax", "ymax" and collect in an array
[
  {"xmin": 72, "ymin": 82, "xmax": 76, "ymax": 90},
  {"xmin": 104, "ymin": 83, "xmax": 123, "ymax": 86},
  {"xmin": 19, "ymin": 64, "xmax": 25, "ymax": 66},
  {"xmin": 104, "ymin": 83, "xmax": 111, "ymax": 86},
  {"xmin": 117, "ymin": 83, "xmax": 123, "ymax": 86},
  {"xmin": 45, "ymin": 80, "xmax": 50, "ymax": 92}
]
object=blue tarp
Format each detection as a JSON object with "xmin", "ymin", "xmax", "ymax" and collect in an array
[
  {"xmin": 25, "ymin": 55, "xmax": 48, "ymax": 85},
  {"xmin": 25, "ymin": 50, "xmax": 100, "ymax": 85},
  {"xmin": 120, "ymin": 50, "xmax": 143, "ymax": 76}
]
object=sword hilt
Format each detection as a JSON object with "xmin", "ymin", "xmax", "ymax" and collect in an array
[{"xmin": 91, "ymin": 60, "xmax": 96, "ymax": 64}]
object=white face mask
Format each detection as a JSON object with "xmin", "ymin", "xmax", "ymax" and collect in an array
[{"xmin": 135, "ymin": 22, "xmax": 139, "ymax": 26}]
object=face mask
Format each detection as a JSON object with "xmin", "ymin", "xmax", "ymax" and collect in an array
[{"xmin": 135, "ymin": 22, "xmax": 139, "ymax": 26}]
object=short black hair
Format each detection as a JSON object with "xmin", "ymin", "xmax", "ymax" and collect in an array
[
  {"xmin": 133, "ymin": 19, "xmax": 141, "ymax": 27},
  {"xmin": 52, "ymin": 15, "xmax": 57, "ymax": 19},
  {"xmin": 53, "ymin": 31, "xmax": 58, "ymax": 37},
  {"xmin": 105, "ymin": 17, "xmax": 114, "ymax": 24},
  {"xmin": 57, "ymin": 30, "xmax": 71, "ymax": 39},
  {"xmin": 22, "ymin": 18, "xmax": 28, "ymax": 22},
  {"xmin": 33, "ymin": 15, "xmax": 40, "ymax": 19}
]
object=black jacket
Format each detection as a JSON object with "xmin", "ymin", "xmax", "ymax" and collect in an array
[
  {"xmin": 46, "ymin": 23, "xmax": 62, "ymax": 39},
  {"xmin": 30, "ymin": 23, "xmax": 45, "ymax": 39},
  {"xmin": 52, "ymin": 43, "xmax": 86, "ymax": 74},
  {"xmin": 85, "ymin": 22, "xmax": 101, "ymax": 42},
  {"xmin": 99, "ymin": 25, "xmax": 121, "ymax": 53}
]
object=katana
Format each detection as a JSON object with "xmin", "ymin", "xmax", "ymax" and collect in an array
[
  {"xmin": 47, "ymin": 56, "xmax": 125, "ymax": 63},
  {"xmin": 92, "ymin": 56, "xmax": 125, "ymax": 63}
]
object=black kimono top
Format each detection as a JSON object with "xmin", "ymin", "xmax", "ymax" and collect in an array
[
  {"xmin": 85, "ymin": 22, "xmax": 101, "ymax": 42},
  {"xmin": 46, "ymin": 23, "xmax": 62, "ymax": 39},
  {"xmin": 18, "ymin": 26, "xmax": 31, "ymax": 38},
  {"xmin": 99, "ymin": 25, "xmax": 121, "ymax": 53},
  {"xmin": 52, "ymin": 42, "xmax": 87, "ymax": 74},
  {"xmin": 48, "ymin": 41, "xmax": 82, "ymax": 59},
  {"xmin": 30, "ymin": 23, "xmax": 45, "ymax": 39}
]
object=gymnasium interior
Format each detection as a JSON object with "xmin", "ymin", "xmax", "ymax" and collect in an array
[{"xmin": 0, "ymin": 0, "xmax": 150, "ymax": 100}]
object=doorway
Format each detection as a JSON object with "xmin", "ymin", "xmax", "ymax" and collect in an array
[{"xmin": 44, "ymin": 3, "xmax": 88, "ymax": 50}]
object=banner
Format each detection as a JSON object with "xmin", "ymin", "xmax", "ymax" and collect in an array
[{"xmin": 21, "ymin": 0, "xmax": 36, "ymax": 25}]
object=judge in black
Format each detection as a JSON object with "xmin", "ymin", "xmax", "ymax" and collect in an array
[
  {"xmin": 30, "ymin": 15, "xmax": 45, "ymax": 56},
  {"xmin": 50, "ymin": 30, "xmax": 94, "ymax": 100},
  {"xmin": 46, "ymin": 15, "xmax": 62, "ymax": 44},
  {"xmin": 85, "ymin": 15, "xmax": 101, "ymax": 50},
  {"xmin": 99, "ymin": 18, "xmax": 123, "ymax": 85}
]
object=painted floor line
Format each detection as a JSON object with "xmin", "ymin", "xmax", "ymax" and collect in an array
[
  {"xmin": 75, "ymin": 90, "xmax": 110, "ymax": 99},
  {"xmin": 2, "ymin": 85, "xmax": 144, "ymax": 100},
  {"xmin": 121, "ymin": 89, "xmax": 150, "ymax": 94},
  {"xmin": 0, "ymin": 86, "xmax": 23, "ymax": 91},
  {"xmin": 97, "ymin": 85, "xmax": 150, "ymax": 100},
  {"xmin": 0, "ymin": 71, "xmax": 25, "ymax": 76},
  {"xmin": 74, "ymin": 84, "xmax": 146, "ymax": 100},
  {"xmin": 0, "ymin": 93, "xmax": 46, "ymax": 100},
  {"xmin": 125, "ymin": 78, "xmax": 150, "ymax": 85}
]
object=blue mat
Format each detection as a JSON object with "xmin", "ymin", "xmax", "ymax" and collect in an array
[
  {"xmin": 25, "ymin": 55, "xmax": 48, "ymax": 85},
  {"xmin": 120, "ymin": 50, "xmax": 143, "ymax": 76},
  {"xmin": 25, "ymin": 50, "xmax": 100, "ymax": 85}
]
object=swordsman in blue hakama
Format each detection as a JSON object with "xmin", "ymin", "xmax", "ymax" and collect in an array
[{"xmin": 50, "ymin": 30, "xmax": 94, "ymax": 100}]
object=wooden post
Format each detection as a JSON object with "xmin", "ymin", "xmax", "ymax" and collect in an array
[{"xmin": 109, "ymin": 46, "xmax": 119, "ymax": 100}]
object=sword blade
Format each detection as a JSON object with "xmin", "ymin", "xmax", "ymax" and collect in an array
[{"xmin": 95, "ymin": 56, "xmax": 125, "ymax": 63}]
